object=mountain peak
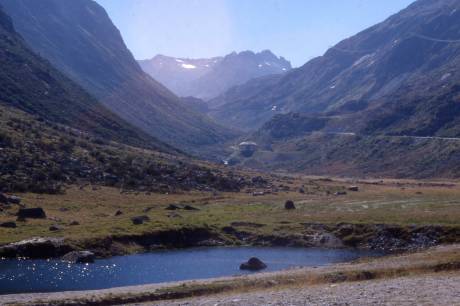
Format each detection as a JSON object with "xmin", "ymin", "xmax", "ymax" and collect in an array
[{"xmin": 139, "ymin": 50, "xmax": 292, "ymax": 100}]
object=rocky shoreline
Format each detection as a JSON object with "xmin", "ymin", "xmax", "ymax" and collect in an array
[{"xmin": 0, "ymin": 223, "xmax": 458, "ymax": 260}]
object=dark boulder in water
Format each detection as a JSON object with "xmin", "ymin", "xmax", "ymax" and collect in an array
[{"xmin": 240, "ymin": 257, "xmax": 267, "ymax": 271}]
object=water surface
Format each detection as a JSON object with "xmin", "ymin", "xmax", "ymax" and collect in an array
[{"xmin": 0, "ymin": 247, "xmax": 381, "ymax": 294}]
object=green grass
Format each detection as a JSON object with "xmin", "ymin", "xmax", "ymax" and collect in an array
[{"xmin": 1, "ymin": 178, "xmax": 459, "ymax": 245}]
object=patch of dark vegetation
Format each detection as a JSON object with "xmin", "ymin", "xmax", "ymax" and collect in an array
[
  {"xmin": 0, "ymin": 106, "xmax": 268, "ymax": 195},
  {"xmin": 230, "ymin": 222, "xmax": 265, "ymax": 228}
]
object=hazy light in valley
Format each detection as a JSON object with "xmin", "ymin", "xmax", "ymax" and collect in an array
[{"xmin": 96, "ymin": 0, "xmax": 414, "ymax": 67}]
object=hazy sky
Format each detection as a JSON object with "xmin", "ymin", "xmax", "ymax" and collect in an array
[{"xmin": 95, "ymin": 0, "xmax": 415, "ymax": 67}]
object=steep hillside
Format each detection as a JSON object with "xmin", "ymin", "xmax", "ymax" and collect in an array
[
  {"xmin": 0, "ymin": 4, "xmax": 168, "ymax": 151},
  {"xmin": 0, "ymin": 0, "xmax": 237, "ymax": 152},
  {"xmin": 211, "ymin": 0, "xmax": 460, "ymax": 133},
  {"xmin": 139, "ymin": 50, "xmax": 291, "ymax": 101},
  {"xmin": 0, "ymin": 104, "xmax": 261, "ymax": 194}
]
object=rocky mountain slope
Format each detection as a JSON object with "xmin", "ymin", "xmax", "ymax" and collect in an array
[
  {"xmin": 139, "ymin": 50, "xmax": 291, "ymax": 101},
  {"xmin": 221, "ymin": 0, "xmax": 460, "ymax": 178},
  {"xmin": 0, "ymin": 103, "xmax": 259, "ymax": 194},
  {"xmin": 211, "ymin": 0, "xmax": 460, "ymax": 133},
  {"xmin": 0, "ymin": 0, "xmax": 237, "ymax": 153},
  {"xmin": 0, "ymin": 4, "xmax": 169, "ymax": 151}
]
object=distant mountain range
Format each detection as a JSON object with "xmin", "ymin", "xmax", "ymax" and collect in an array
[
  {"xmin": 139, "ymin": 50, "xmax": 291, "ymax": 101},
  {"xmin": 0, "ymin": 0, "xmax": 237, "ymax": 154}
]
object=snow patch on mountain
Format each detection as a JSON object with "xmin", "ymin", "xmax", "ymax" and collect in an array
[{"xmin": 181, "ymin": 63, "xmax": 196, "ymax": 69}]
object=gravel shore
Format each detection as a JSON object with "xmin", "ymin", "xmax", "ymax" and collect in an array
[{"xmin": 151, "ymin": 273, "xmax": 460, "ymax": 306}]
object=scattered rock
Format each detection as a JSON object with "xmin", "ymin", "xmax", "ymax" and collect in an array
[
  {"xmin": 252, "ymin": 191, "xmax": 265, "ymax": 196},
  {"xmin": 131, "ymin": 215, "xmax": 150, "ymax": 225},
  {"xmin": 114, "ymin": 210, "xmax": 123, "ymax": 216},
  {"xmin": 69, "ymin": 221, "xmax": 80, "ymax": 226},
  {"xmin": 240, "ymin": 257, "xmax": 267, "ymax": 271},
  {"xmin": 165, "ymin": 204, "xmax": 181, "ymax": 210},
  {"xmin": 17, "ymin": 207, "xmax": 46, "ymax": 219},
  {"xmin": 143, "ymin": 207, "xmax": 154, "ymax": 213},
  {"xmin": 59, "ymin": 207, "xmax": 70, "ymax": 212},
  {"xmin": 285, "ymin": 200, "xmax": 296, "ymax": 210},
  {"xmin": 167, "ymin": 212, "xmax": 182, "ymax": 218},
  {"xmin": 0, "ymin": 193, "xmax": 8, "ymax": 204},
  {"xmin": 183, "ymin": 205, "xmax": 199, "ymax": 211},
  {"xmin": 298, "ymin": 188, "xmax": 305, "ymax": 194},
  {"xmin": 62, "ymin": 251, "xmax": 95, "ymax": 264},
  {"xmin": 7, "ymin": 195, "xmax": 21, "ymax": 205},
  {"xmin": 49, "ymin": 225, "xmax": 62, "ymax": 231},
  {"xmin": 0, "ymin": 221, "xmax": 17, "ymax": 228},
  {"xmin": 0, "ymin": 193, "xmax": 22, "ymax": 206},
  {"xmin": 335, "ymin": 191, "xmax": 347, "ymax": 196},
  {"xmin": 348, "ymin": 186, "xmax": 359, "ymax": 192}
]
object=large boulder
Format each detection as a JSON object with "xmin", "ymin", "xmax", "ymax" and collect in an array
[
  {"xmin": 131, "ymin": 215, "xmax": 150, "ymax": 225},
  {"xmin": 0, "ymin": 221, "xmax": 17, "ymax": 228},
  {"xmin": 0, "ymin": 237, "xmax": 71, "ymax": 258},
  {"xmin": 284, "ymin": 200, "xmax": 296, "ymax": 210},
  {"xmin": 62, "ymin": 251, "xmax": 95, "ymax": 263},
  {"xmin": 17, "ymin": 207, "xmax": 46, "ymax": 219},
  {"xmin": 240, "ymin": 257, "xmax": 267, "ymax": 271}
]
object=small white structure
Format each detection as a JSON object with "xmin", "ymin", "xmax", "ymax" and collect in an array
[{"xmin": 239, "ymin": 141, "xmax": 258, "ymax": 157}]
